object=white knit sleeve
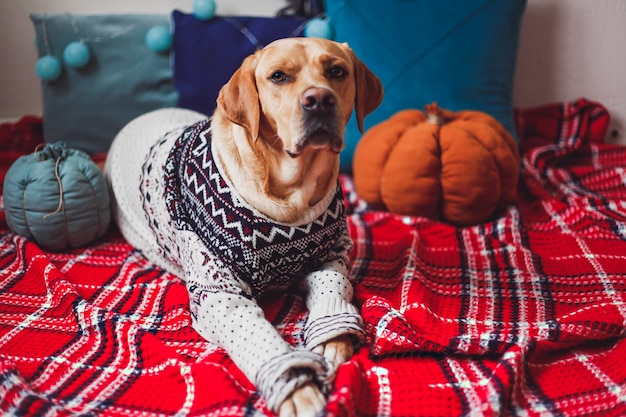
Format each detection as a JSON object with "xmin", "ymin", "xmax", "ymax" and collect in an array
[
  {"xmin": 176, "ymin": 230, "xmax": 328, "ymax": 412},
  {"xmin": 303, "ymin": 227, "xmax": 365, "ymax": 351}
]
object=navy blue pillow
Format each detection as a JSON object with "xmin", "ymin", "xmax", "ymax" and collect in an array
[
  {"xmin": 326, "ymin": 0, "xmax": 527, "ymax": 172},
  {"xmin": 172, "ymin": 11, "xmax": 307, "ymax": 117}
]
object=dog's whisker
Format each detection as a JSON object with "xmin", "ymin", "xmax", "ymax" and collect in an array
[{"xmin": 265, "ymin": 133, "xmax": 281, "ymax": 146}]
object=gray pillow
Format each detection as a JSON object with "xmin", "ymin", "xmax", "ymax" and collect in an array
[{"xmin": 31, "ymin": 13, "xmax": 179, "ymax": 155}]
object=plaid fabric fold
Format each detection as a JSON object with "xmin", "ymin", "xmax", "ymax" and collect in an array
[
  {"xmin": 343, "ymin": 99, "xmax": 625, "ymax": 358},
  {"xmin": 1, "ymin": 98, "xmax": 625, "ymax": 416}
]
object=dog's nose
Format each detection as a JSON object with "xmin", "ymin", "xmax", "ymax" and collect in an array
[{"xmin": 301, "ymin": 87, "xmax": 336, "ymax": 114}]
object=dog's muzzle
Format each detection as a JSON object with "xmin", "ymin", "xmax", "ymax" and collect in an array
[{"xmin": 289, "ymin": 87, "xmax": 344, "ymax": 157}]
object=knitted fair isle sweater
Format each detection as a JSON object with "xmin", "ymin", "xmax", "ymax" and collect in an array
[{"xmin": 139, "ymin": 119, "xmax": 364, "ymax": 412}]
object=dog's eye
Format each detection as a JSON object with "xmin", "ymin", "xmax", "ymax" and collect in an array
[
  {"xmin": 329, "ymin": 66, "xmax": 347, "ymax": 79},
  {"xmin": 270, "ymin": 71, "xmax": 288, "ymax": 83}
]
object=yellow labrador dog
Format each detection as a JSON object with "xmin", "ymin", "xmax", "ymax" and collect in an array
[{"xmin": 105, "ymin": 38, "xmax": 382, "ymax": 417}]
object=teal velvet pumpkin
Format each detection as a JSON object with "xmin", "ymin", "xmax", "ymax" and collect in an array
[{"xmin": 3, "ymin": 142, "xmax": 110, "ymax": 251}]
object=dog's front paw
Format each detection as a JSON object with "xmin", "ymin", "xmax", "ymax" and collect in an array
[
  {"xmin": 278, "ymin": 382, "xmax": 325, "ymax": 417},
  {"xmin": 312, "ymin": 334, "xmax": 354, "ymax": 376}
]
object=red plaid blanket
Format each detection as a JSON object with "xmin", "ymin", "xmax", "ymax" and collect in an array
[{"xmin": 1, "ymin": 98, "xmax": 625, "ymax": 416}]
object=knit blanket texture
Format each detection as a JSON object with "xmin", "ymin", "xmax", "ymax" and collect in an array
[{"xmin": 0, "ymin": 98, "xmax": 625, "ymax": 416}]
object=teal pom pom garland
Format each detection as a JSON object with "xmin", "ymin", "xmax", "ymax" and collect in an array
[
  {"xmin": 304, "ymin": 17, "xmax": 333, "ymax": 39},
  {"xmin": 63, "ymin": 41, "xmax": 90, "ymax": 68},
  {"xmin": 35, "ymin": 55, "xmax": 62, "ymax": 81},
  {"xmin": 193, "ymin": 0, "xmax": 217, "ymax": 20},
  {"xmin": 145, "ymin": 25, "xmax": 173, "ymax": 53},
  {"xmin": 35, "ymin": 1, "xmax": 337, "ymax": 84},
  {"xmin": 35, "ymin": 12, "xmax": 174, "ymax": 82}
]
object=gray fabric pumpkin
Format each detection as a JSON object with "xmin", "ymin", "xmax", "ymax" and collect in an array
[{"xmin": 3, "ymin": 142, "xmax": 110, "ymax": 251}]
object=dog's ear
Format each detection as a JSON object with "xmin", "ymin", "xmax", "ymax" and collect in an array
[
  {"xmin": 216, "ymin": 53, "xmax": 261, "ymax": 140},
  {"xmin": 351, "ymin": 53, "xmax": 383, "ymax": 133}
]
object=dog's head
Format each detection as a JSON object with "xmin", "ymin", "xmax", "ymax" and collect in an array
[{"xmin": 216, "ymin": 37, "xmax": 383, "ymax": 158}]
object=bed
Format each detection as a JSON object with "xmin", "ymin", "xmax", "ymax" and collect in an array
[
  {"xmin": 1, "ymin": 97, "xmax": 625, "ymax": 416},
  {"xmin": 2, "ymin": 1, "xmax": 626, "ymax": 415}
]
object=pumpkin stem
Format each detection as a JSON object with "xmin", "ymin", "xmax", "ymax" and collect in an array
[
  {"xmin": 42, "ymin": 157, "xmax": 64, "ymax": 219},
  {"xmin": 425, "ymin": 102, "xmax": 444, "ymax": 126}
]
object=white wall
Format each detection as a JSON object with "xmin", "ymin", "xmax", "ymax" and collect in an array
[
  {"xmin": 1, "ymin": 0, "xmax": 625, "ymax": 144},
  {"xmin": 513, "ymin": 0, "xmax": 626, "ymax": 144}
]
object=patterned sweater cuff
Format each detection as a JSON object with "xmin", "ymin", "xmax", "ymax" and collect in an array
[
  {"xmin": 305, "ymin": 297, "xmax": 365, "ymax": 349},
  {"xmin": 255, "ymin": 349, "xmax": 329, "ymax": 413}
]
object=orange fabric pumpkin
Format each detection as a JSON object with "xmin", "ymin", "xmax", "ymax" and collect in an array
[{"xmin": 353, "ymin": 103, "xmax": 520, "ymax": 226}]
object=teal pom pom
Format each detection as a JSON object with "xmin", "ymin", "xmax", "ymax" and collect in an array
[
  {"xmin": 304, "ymin": 18, "xmax": 333, "ymax": 39},
  {"xmin": 36, "ymin": 55, "xmax": 62, "ymax": 81},
  {"xmin": 145, "ymin": 25, "xmax": 173, "ymax": 53},
  {"xmin": 63, "ymin": 41, "xmax": 91, "ymax": 68},
  {"xmin": 194, "ymin": 0, "xmax": 216, "ymax": 20}
]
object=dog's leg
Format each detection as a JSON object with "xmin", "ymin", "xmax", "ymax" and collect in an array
[
  {"xmin": 311, "ymin": 334, "xmax": 354, "ymax": 372},
  {"xmin": 303, "ymin": 232, "xmax": 364, "ymax": 379},
  {"xmin": 278, "ymin": 382, "xmax": 325, "ymax": 417}
]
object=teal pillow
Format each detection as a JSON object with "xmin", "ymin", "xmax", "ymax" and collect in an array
[
  {"xmin": 325, "ymin": 0, "xmax": 527, "ymax": 172},
  {"xmin": 30, "ymin": 14, "xmax": 178, "ymax": 155}
]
